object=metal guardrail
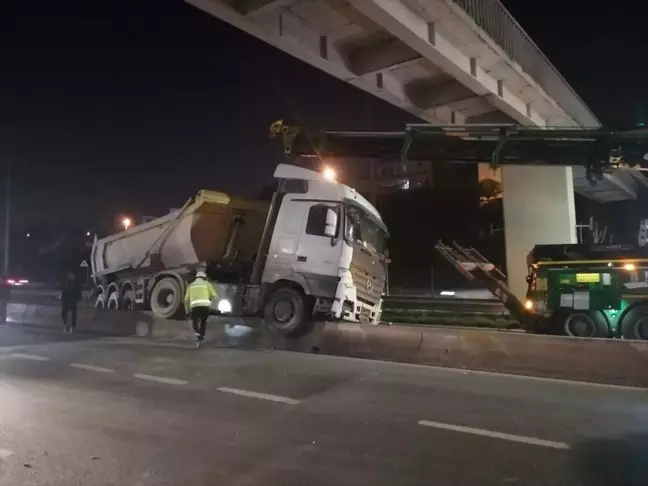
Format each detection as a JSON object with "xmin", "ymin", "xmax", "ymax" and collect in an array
[
  {"xmin": 450, "ymin": 0, "xmax": 600, "ymax": 127},
  {"xmin": 384, "ymin": 295, "xmax": 507, "ymax": 314}
]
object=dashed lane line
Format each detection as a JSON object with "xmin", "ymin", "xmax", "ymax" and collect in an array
[
  {"xmin": 133, "ymin": 373, "xmax": 188, "ymax": 386},
  {"xmin": 418, "ymin": 420, "xmax": 570, "ymax": 450},
  {"xmin": 70, "ymin": 363, "xmax": 115, "ymax": 373},
  {"xmin": 217, "ymin": 386, "xmax": 300, "ymax": 405},
  {"xmin": 8, "ymin": 353, "xmax": 50, "ymax": 361}
]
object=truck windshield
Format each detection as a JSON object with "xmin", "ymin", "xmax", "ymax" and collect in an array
[{"xmin": 344, "ymin": 204, "xmax": 387, "ymax": 255}]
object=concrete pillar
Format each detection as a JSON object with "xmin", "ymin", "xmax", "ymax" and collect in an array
[{"xmin": 501, "ymin": 166, "xmax": 577, "ymax": 301}]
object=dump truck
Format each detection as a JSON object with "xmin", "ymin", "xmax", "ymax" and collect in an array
[{"xmin": 91, "ymin": 163, "xmax": 389, "ymax": 336}]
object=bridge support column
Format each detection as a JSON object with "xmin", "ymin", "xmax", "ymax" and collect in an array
[{"xmin": 502, "ymin": 166, "xmax": 577, "ymax": 301}]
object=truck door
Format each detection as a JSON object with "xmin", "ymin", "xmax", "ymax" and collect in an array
[{"xmin": 294, "ymin": 203, "xmax": 343, "ymax": 280}]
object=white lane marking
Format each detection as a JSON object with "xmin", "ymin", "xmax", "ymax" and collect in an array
[
  {"xmin": 217, "ymin": 386, "xmax": 300, "ymax": 405},
  {"xmin": 70, "ymin": 363, "xmax": 115, "ymax": 373},
  {"xmin": 9, "ymin": 353, "xmax": 50, "ymax": 361},
  {"xmin": 133, "ymin": 373, "xmax": 188, "ymax": 386},
  {"xmin": 0, "ymin": 448, "xmax": 14, "ymax": 460},
  {"xmin": 418, "ymin": 420, "xmax": 570, "ymax": 450}
]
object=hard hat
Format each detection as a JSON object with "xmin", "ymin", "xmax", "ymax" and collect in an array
[{"xmin": 196, "ymin": 271, "xmax": 207, "ymax": 279}]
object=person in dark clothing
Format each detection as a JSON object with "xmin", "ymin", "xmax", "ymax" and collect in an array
[{"xmin": 61, "ymin": 272, "xmax": 81, "ymax": 332}]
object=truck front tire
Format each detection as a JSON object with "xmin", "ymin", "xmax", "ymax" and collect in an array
[
  {"xmin": 263, "ymin": 286, "xmax": 313, "ymax": 337},
  {"xmin": 150, "ymin": 277, "xmax": 184, "ymax": 319}
]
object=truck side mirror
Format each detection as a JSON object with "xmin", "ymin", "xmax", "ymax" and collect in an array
[{"xmin": 324, "ymin": 208, "xmax": 337, "ymax": 238}]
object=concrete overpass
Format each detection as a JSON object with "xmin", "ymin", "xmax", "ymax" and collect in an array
[{"xmin": 186, "ymin": 0, "xmax": 643, "ymax": 299}]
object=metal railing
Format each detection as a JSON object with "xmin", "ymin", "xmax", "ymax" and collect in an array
[{"xmin": 450, "ymin": 0, "xmax": 600, "ymax": 127}]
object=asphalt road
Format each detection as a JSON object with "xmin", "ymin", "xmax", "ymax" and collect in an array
[{"xmin": 0, "ymin": 325, "xmax": 647, "ymax": 485}]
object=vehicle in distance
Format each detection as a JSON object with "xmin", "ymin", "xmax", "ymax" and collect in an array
[{"xmin": 91, "ymin": 164, "xmax": 389, "ymax": 336}]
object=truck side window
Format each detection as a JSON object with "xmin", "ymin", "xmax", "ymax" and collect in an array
[{"xmin": 306, "ymin": 205, "xmax": 336, "ymax": 237}]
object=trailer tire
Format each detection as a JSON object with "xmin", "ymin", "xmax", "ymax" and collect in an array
[
  {"xmin": 263, "ymin": 286, "xmax": 312, "ymax": 337},
  {"xmin": 150, "ymin": 277, "xmax": 184, "ymax": 319},
  {"xmin": 107, "ymin": 292, "xmax": 119, "ymax": 310},
  {"xmin": 122, "ymin": 289, "xmax": 135, "ymax": 311},
  {"xmin": 562, "ymin": 311, "xmax": 608, "ymax": 338},
  {"xmin": 620, "ymin": 305, "xmax": 648, "ymax": 340},
  {"xmin": 95, "ymin": 294, "xmax": 106, "ymax": 309}
]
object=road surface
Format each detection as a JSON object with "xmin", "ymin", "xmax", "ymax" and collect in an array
[{"xmin": 0, "ymin": 324, "xmax": 646, "ymax": 485}]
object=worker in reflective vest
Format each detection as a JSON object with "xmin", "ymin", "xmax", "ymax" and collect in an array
[{"xmin": 184, "ymin": 270, "xmax": 217, "ymax": 348}]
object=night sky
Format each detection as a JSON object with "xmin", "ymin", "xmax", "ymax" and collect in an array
[{"xmin": 1, "ymin": 0, "xmax": 647, "ymax": 232}]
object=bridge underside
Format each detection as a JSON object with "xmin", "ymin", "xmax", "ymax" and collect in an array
[{"xmin": 187, "ymin": 0, "xmax": 642, "ymax": 299}]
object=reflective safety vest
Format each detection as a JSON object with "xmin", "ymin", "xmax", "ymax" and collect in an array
[{"xmin": 184, "ymin": 277, "xmax": 217, "ymax": 312}]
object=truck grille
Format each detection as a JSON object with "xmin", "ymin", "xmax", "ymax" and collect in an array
[{"xmin": 351, "ymin": 263, "xmax": 385, "ymax": 306}]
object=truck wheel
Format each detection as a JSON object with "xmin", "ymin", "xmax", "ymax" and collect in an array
[
  {"xmin": 263, "ymin": 286, "xmax": 312, "ymax": 337},
  {"xmin": 150, "ymin": 277, "xmax": 183, "ymax": 319},
  {"xmin": 107, "ymin": 292, "xmax": 119, "ymax": 310},
  {"xmin": 562, "ymin": 311, "xmax": 608, "ymax": 338},
  {"xmin": 95, "ymin": 294, "xmax": 105, "ymax": 309},
  {"xmin": 620, "ymin": 305, "xmax": 648, "ymax": 340},
  {"xmin": 122, "ymin": 290, "xmax": 135, "ymax": 311}
]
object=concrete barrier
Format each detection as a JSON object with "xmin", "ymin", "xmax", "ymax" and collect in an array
[{"xmin": 5, "ymin": 302, "xmax": 648, "ymax": 387}]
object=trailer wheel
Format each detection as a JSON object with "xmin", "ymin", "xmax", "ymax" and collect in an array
[
  {"xmin": 150, "ymin": 277, "xmax": 183, "ymax": 319},
  {"xmin": 562, "ymin": 311, "xmax": 608, "ymax": 338},
  {"xmin": 620, "ymin": 305, "xmax": 648, "ymax": 340},
  {"xmin": 263, "ymin": 286, "xmax": 312, "ymax": 337},
  {"xmin": 95, "ymin": 294, "xmax": 105, "ymax": 309},
  {"xmin": 107, "ymin": 292, "xmax": 119, "ymax": 310},
  {"xmin": 122, "ymin": 289, "xmax": 135, "ymax": 311}
]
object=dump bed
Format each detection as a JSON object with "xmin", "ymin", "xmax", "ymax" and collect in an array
[{"xmin": 91, "ymin": 190, "xmax": 269, "ymax": 277}]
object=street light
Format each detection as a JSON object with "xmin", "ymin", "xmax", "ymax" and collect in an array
[{"xmin": 121, "ymin": 217, "xmax": 133, "ymax": 230}]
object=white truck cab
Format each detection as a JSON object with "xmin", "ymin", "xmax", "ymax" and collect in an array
[{"xmin": 261, "ymin": 164, "xmax": 388, "ymax": 327}]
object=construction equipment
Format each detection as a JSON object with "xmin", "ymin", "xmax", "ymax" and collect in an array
[{"xmin": 436, "ymin": 240, "xmax": 648, "ymax": 340}]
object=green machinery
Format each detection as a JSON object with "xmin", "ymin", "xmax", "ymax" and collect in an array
[{"xmin": 525, "ymin": 244, "xmax": 648, "ymax": 339}]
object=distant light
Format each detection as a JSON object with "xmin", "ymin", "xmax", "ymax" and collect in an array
[
  {"xmin": 524, "ymin": 299, "xmax": 534, "ymax": 310},
  {"xmin": 623, "ymin": 262, "xmax": 636, "ymax": 271},
  {"xmin": 26, "ymin": 233, "xmax": 30, "ymax": 238},
  {"xmin": 322, "ymin": 166, "xmax": 336, "ymax": 182},
  {"xmin": 121, "ymin": 217, "xmax": 133, "ymax": 230},
  {"xmin": 639, "ymin": 122, "xmax": 645, "ymax": 127},
  {"xmin": 86, "ymin": 231, "xmax": 91, "ymax": 237},
  {"xmin": 440, "ymin": 290, "xmax": 455, "ymax": 296}
]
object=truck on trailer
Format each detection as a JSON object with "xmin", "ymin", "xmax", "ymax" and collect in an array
[{"xmin": 90, "ymin": 164, "xmax": 389, "ymax": 336}]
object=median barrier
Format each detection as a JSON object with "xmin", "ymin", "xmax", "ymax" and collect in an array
[{"xmin": 5, "ymin": 302, "xmax": 648, "ymax": 387}]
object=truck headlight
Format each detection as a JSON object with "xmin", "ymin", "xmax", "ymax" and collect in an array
[{"xmin": 218, "ymin": 299, "xmax": 232, "ymax": 314}]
